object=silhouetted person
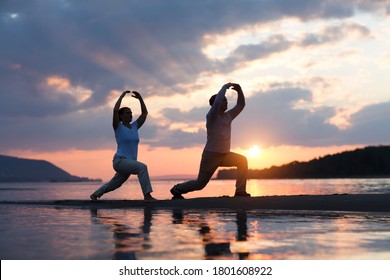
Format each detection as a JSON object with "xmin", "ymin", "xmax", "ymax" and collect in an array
[
  {"xmin": 170, "ymin": 209, "xmax": 232, "ymax": 258},
  {"xmin": 170, "ymin": 83, "xmax": 249, "ymax": 199},
  {"xmin": 236, "ymin": 210, "xmax": 250, "ymax": 259},
  {"xmin": 90, "ymin": 90, "xmax": 156, "ymax": 201},
  {"xmin": 90, "ymin": 208, "xmax": 154, "ymax": 260}
]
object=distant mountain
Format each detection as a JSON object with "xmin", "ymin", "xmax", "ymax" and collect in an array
[
  {"xmin": 217, "ymin": 145, "xmax": 390, "ymax": 179},
  {"xmin": 0, "ymin": 155, "xmax": 101, "ymax": 182}
]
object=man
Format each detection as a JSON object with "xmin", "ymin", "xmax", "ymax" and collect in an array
[{"xmin": 170, "ymin": 83, "xmax": 250, "ymax": 199}]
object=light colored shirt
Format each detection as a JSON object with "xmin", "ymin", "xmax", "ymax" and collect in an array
[
  {"xmin": 203, "ymin": 84, "xmax": 245, "ymax": 153},
  {"xmin": 114, "ymin": 122, "xmax": 139, "ymax": 160},
  {"xmin": 204, "ymin": 112, "xmax": 233, "ymax": 153}
]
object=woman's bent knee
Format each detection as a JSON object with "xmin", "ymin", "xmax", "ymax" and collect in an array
[{"xmin": 138, "ymin": 162, "xmax": 148, "ymax": 171}]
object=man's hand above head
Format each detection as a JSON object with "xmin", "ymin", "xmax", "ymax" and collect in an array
[{"xmin": 231, "ymin": 83, "xmax": 242, "ymax": 92}]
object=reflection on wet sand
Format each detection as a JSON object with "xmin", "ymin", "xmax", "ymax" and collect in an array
[
  {"xmin": 91, "ymin": 208, "xmax": 153, "ymax": 260},
  {"xmin": 1, "ymin": 202, "xmax": 390, "ymax": 260},
  {"xmin": 91, "ymin": 208, "xmax": 252, "ymax": 260},
  {"xmin": 89, "ymin": 208, "xmax": 390, "ymax": 260}
]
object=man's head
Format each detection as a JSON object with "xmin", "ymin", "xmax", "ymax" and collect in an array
[{"xmin": 209, "ymin": 94, "xmax": 228, "ymax": 112}]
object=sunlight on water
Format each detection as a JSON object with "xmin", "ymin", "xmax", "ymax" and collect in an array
[
  {"xmin": 1, "ymin": 205, "xmax": 389, "ymax": 260},
  {"xmin": 1, "ymin": 178, "xmax": 390, "ymax": 201},
  {"xmin": 1, "ymin": 179, "xmax": 390, "ymax": 260}
]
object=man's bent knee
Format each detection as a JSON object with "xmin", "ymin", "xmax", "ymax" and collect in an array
[{"xmin": 237, "ymin": 155, "xmax": 248, "ymax": 168}]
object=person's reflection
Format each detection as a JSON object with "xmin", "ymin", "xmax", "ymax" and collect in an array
[
  {"xmin": 236, "ymin": 209, "xmax": 250, "ymax": 259},
  {"xmin": 90, "ymin": 208, "xmax": 153, "ymax": 259},
  {"xmin": 171, "ymin": 209, "xmax": 250, "ymax": 259}
]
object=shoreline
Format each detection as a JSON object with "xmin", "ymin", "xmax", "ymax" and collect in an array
[{"xmin": 1, "ymin": 193, "xmax": 389, "ymax": 212}]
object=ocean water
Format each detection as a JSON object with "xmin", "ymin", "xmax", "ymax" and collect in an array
[{"xmin": 1, "ymin": 179, "xmax": 390, "ymax": 260}]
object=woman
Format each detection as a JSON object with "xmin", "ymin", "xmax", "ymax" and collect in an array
[{"xmin": 90, "ymin": 90, "xmax": 156, "ymax": 201}]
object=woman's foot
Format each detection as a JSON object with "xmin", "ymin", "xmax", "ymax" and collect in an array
[
  {"xmin": 144, "ymin": 193, "xmax": 157, "ymax": 201},
  {"xmin": 90, "ymin": 193, "xmax": 98, "ymax": 201}
]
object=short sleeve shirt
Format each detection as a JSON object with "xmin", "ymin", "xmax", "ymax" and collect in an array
[
  {"xmin": 114, "ymin": 122, "xmax": 139, "ymax": 160},
  {"xmin": 204, "ymin": 112, "xmax": 232, "ymax": 153}
]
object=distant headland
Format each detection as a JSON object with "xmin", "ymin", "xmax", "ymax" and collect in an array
[
  {"xmin": 217, "ymin": 145, "xmax": 390, "ymax": 179},
  {"xmin": 0, "ymin": 155, "xmax": 101, "ymax": 183}
]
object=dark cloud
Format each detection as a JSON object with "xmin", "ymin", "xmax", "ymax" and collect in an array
[
  {"xmin": 217, "ymin": 22, "xmax": 371, "ymax": 72},
  {"xmin": 218, "ymin": 35, "xmax": 293, "ymax": 72},
  {"xmin": 342, "ymin": 101, "xmax": 390, "ymax": 145},
  {"xmin": 1, "ymin": 84, "xmax": 389, "ymax": 152},
  {"xmin": 0, "ymin": 108, "xmax": 114, "ymax": 152},
  {"xmin": 233, "ymin": 89, "xmax": 390, "ymax": 149},
  {"xmin": 232, "ymin": 88, "xmax": 339, "ymax": 147},
  {"xmin": 148, "ymin": 88, "xmax": 390, "ymax": 150},
  {"xmin": 1, "ymin": 1, "xmax": 382, "ymax": 99},
  {"xmin": 300, "ymin": 23, "xmax": 370, "ymax": 47},
  {"xmin": 0, "ymin": 0, "xmax": 389, "ymax": 153},
  {"xmin": 161, "ymin": 107, "xmax": 206, "ymax": 123},
  {"xmin": 150, "ymin": 87, "xmax": 390, "ymax": 150},
  {"xmin": 144, "ymin": 127, "xmax": 206, "ymax": 150}
]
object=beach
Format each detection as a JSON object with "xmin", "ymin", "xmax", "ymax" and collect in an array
[
  {"xmin": 1, "ymin": 179, "xmax": 390, "ymax": 260},
  {"xmin": 2, "ymin": 193, "xmax": 390, "ymax": 212}
]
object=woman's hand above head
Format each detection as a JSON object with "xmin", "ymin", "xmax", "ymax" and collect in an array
[
  {"xmin": 112, "ymin": 90, "xmax": 132, "ymax": 130},
  {"xmin": 132, "ymin": 91, "xmax": 148, "ymax": 128},
  {"xmin": 131, "ymin": 91, "xmax": 142, "ymax": 99}
]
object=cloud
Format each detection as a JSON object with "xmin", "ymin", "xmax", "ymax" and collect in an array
[
  {"xmin": 299, "ymin": 23, "xmax": 371, "ymax": 47},
  {"xmin": 1, "ymin": 0, "xmax": 390, "ymax": 154},
  {"xmin": 145, "ymin": 86, "xmax": 390, "ymax": 150},
  {"xmin": 217, "ymin": 35, "xmax": 293, "ymax": 72},
  {"xmin": 1, "ymin": 83, "xmax": 388, "ymax": 153},
  {"xmin": 161, "ymin": 107, "xmax": 206, "ymax": 123},
  {"xmin": 233, "ymin": 88, "xmax": 390, "ymax": 149},
  {"xmin": 1, "ymin": 1, "xmax": 384, "ymax": 101},
  {"xmin": 0, "ymin": 108, "xmax": 114, "ymax": 152},
  {"xmin": 342, "ymin": 101, "xmax": 390, "ymax": 145},
  {"xmin": 144, "ymin": 127, "xmax": 206, "ymax": 150},
  {"xmin": 232, "ymin": 88, "xmax": 339, "ymax": 147},
  {"xmin": 215, "ymin": 22, "xmax": 371, "ymax": 72}
]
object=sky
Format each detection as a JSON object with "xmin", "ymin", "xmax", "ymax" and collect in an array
[{"xmin": 1, "ymin": 0, "xmax": 390, "ymax": 181}]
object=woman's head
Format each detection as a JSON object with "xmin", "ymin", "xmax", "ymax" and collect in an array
[{"xmin": 118, "ymin": 107, "xmax": 133, "ymax": 123}]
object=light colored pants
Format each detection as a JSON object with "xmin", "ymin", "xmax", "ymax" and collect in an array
[
  {"xmin": 93, "ymin": 156, "xmax": 153, "ymax": 197},
  {"xmin": 174, "ymin": 150, "xmax": 247, "ymax": 194}
]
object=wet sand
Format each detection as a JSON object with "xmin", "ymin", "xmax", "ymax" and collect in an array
[{"xmin": 1, "ymin": 193, "xmax": 390, "ymax": 212}]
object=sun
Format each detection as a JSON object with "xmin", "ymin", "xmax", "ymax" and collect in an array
[{"xmin": 247, "ymin": 145, "xmax": 261, "ymax": 158}]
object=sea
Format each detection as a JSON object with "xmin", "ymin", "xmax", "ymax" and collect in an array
[{"xmin": 1, "ymin": 178, "xmax": 390, "ymax": 260}]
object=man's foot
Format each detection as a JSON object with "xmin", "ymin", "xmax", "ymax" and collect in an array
[
  {"xmin": 170, "ymin": 187, "xmax": 185, "ymax": 200},
  {"xmin": 144, "ymin": 193, "xmax": 157, "ymax": 201},
  {"xmin": 90, "ymin": 193, "xmax": 98, "ymax": 201},
  {"xmin": 234, "ymin": 191, "xmax": 251, "ymax": 197}
]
